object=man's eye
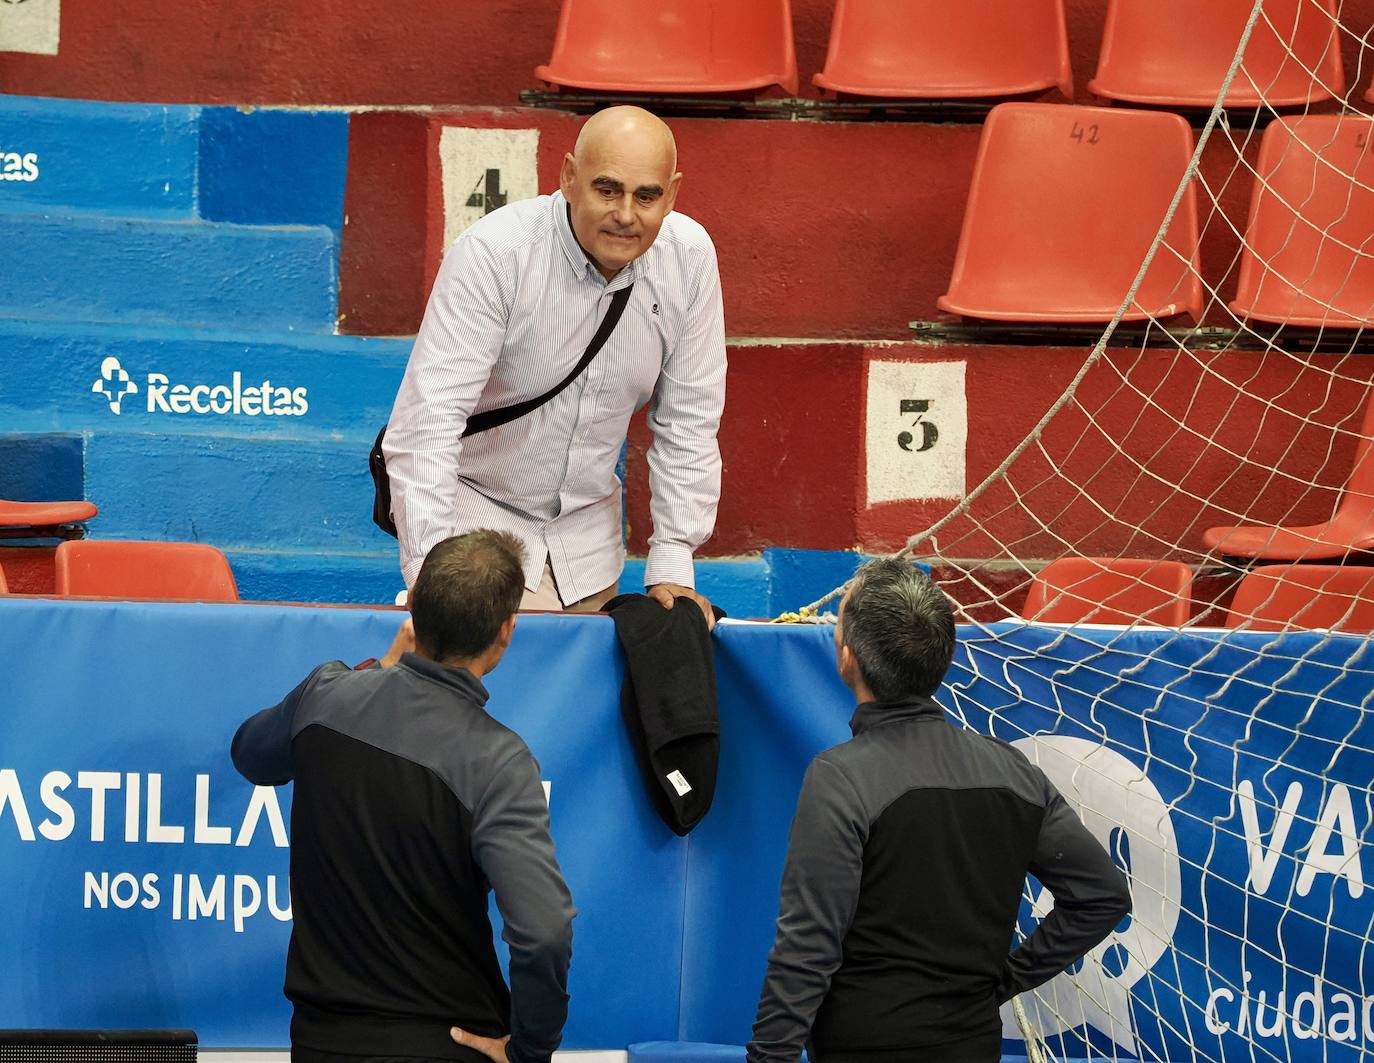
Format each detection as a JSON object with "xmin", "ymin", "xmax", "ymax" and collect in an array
[{"xmin": 598, "ymin": 188, "xmax": 616, "ymax": 198}]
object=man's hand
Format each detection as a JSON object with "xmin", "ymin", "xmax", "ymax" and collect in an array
[
  {"xmin": 450, "ymin": 1026, "xmax": 510, "ymax": 1063},
  {"xmin": 379, "ymin": 618, "xmax": 416, "ymax": 668},
  {"xmin": 646, "ymin": 582, "xmax": 716, "ymax": 631}
]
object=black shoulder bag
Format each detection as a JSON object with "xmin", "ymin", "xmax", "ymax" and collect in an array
[{"xmin": 370, "ymin": 283, "xmax": 634, "ymax": 538}]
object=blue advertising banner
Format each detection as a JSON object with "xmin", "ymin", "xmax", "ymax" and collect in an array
[
  {"xmin": 0, "ymin": 598, "xmax": 1371, "ymax": 1061},
  {"xmin": 0, "ymin": 598, "xmax": 684, "ymax": 1047},
  {"xmin": 686, "ymin": 622, "xmax": 1374, "ymax": 1063}
]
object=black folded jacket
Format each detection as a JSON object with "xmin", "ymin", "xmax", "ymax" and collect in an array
[{"xmin": 606, "ymin": 593, "xmax": 723, "ymax": 836}]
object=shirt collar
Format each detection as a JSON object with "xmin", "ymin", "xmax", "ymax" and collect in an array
[
  {"xmin": 396, "ymin": 652, "xmax": 490, "ymax": 706},
  {"xmin": 551, "ymin": 189, "xmax": 641, "ymax": 287},
  {"xmin": 849, "ymin": 695, "xmax": 945, "ymax": 736}
]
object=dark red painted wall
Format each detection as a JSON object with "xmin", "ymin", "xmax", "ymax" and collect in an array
[
  {"xmin": 625, "ymin": 342, "xmax": 1374, "ymax": 562},
  {"xmin": 342, "ymin": 109, "xmax": 1261, "ymax": 339},
  {"xmin": 343, "ymin": 109, "xmax": 980, "ymax": 339},
  {"xmin": 7, "ymin": 0, "xmax": 1374, "ymax": 105}
]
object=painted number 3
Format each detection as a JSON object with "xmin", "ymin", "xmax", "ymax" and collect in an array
[{"xmin": 898, "ymin": 399, "xmax": 938, "ymax": 453}]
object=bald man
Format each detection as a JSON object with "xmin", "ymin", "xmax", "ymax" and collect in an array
[{"xmin": 383, "ymin": 107, "xmax": 725, "ymax": 626}]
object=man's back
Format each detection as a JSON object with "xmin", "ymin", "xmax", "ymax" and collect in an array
[
  {"xmin": 749, "ymin": 695, "xmax": 1131, "ymax": 1063},
  {"xmin": 233, "ymin": 653, "xmax": 574, "ymax": 1063}
]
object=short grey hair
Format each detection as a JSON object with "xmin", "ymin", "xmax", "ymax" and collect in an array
[{"xmin": 840, "ymin": 558, "xmax": 956, "ymax": 700}]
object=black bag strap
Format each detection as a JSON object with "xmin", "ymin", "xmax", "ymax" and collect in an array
[
  {"xmin": 463, "ymin": 282, "xmax": 634, "ymax": 438},
  {"xmin": 370, "ymin": 282, "xmax": 635, "ymax": 539}
]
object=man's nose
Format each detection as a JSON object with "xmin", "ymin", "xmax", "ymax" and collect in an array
[{"xmin": 612, "ymin": 195, "xmax": 635, "ymax": 226}]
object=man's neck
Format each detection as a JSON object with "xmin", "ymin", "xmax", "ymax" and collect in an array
[{"xmin": 565, "ymin": 202, "xmax": 622, "ymax": 281}]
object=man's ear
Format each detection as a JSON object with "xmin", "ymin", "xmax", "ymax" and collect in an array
[
  {"xmin": 664, "ymin": 170, "xmax": 683, "ymax": 214},
  {"xmin": 497, "ymin": 613, "xmax": 517, "ymax": 650},
  {"xmin": 560, "ymin": 152, "xmax": 577, "ymax": 198},
  {"xmin": 837, "ymin": 643, "xmax": 857, "ymax": 685}
]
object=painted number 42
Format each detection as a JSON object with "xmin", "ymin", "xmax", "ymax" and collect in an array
[
  {"xmin": 1070, "ymin": 122, "xmax": 1101, "ymax": 145},
  {"xmin": 898, "ymin": 399, "xmax": 938, "ymax": 453}
]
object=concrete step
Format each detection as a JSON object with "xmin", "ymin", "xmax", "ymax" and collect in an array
[
  {"xmin": 4, "ymin": 322, "xmax": 1368, "ymax": 573},
  {"xmin": 340, "ymin": 107, "xmax": 1261, "ymax": 339},
  {"xmin": 0, "ymin": 94, "xmax": 349, "ymax": 235},
  {"xmin": 0, "ymin": 318, "xmax": 410, "ymax": 434},
  {"xmin": 0, "ymin": 212, "xmax": 340, "ymax": 332},
  {"xmin": 0, "ymin": 94, "xmax": 199, "ymax": 218}
]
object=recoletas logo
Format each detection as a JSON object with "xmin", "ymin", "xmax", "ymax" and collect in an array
[{"xmin": 89, "ymin": 360, "xmax": 309, "ymax": 418}]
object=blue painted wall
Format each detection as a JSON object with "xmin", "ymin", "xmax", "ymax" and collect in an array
[{"xmin": 199, "ymin": 107, "xmax": 349, "ymax": 236}]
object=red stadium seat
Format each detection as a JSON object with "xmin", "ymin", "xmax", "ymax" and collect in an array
[
  {"xmin": 55, "ymin": 540, "xmax": 239, "ymax": 601},
  {"xmin": 938, "ymin": 103, "xmax": 1204, "ymax": 323},
  {"xmin": 1204, "ymin": 390, "xmax": 1374, "ymax": 560},
  {"xmin": 1226, "ymin": 564, "xmax": 1374, "ymax": 632},
  {"xmin": 1089, "ymin": 0, "xmax": 1345, "ymax": 108},
  {"xmin": 812, "ymin": 0, "xmax": 1072, "ymax": 99},
  {"xmin": 0, "ymin": 498, "xmax": 98, "ymax": 530},
  {"xmin": 535, "ymin": 0, "xmax": 799, "ymax": 95},
  {"xmin": 1022, "ymin": 557, "xmax": 1194, "ymax": 625},
  {"xmin": 1229, "ymin": 115, "xmax": 1374, "ymax": 328}
]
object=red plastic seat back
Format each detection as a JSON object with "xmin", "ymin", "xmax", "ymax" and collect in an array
[
  {"xmin": 813, "ymin": 0, "xmax": 1071, "ymax": 99},
  {"xmin": 1089, "ymin": 0, "xmax": 1345, "ymax": 107},
  {"xmin": 938, "ymin": 103, "xmax": 1203, "ymax": 323},
  {"xmin": 536, "ymin": 0, "xmax": 798, "ymax": 95},
  {"xmin": 1227, "ymin": 564, "xmax": 1374, "ymax": 632},
  {"xmin": 55, "ymin": 540, "xmax": 239, "ymax": 602},
  {"xmin": 1230, "ymin": 115, "xmax": 1374, "ymax": 327},
  {"xmin": 1023, "ymin": 557, "xmax": 1193, "ymax": 625}
]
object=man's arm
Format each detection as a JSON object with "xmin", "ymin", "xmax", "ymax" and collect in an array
[
  {"xmin": 384, "ymin": 235, "xmax": 511, "ymax": 588},
  {"xmin": 998, "ymin": 788, "xmax": 1133, "ymax": 1002},
  {"xmin": 644, "ymin": 240, "xmax": 726, "ymax": 600},
  {"xmin": 230, "ymin": 663, "xmax": 336, "ymax": 786},
  {"xmin": 471, "ymin": 748, "xmax": 576, "ymax": 1063},
  {"xmin": 748, "ymin": 757, "xmax": 867, "ymax": 1063}
]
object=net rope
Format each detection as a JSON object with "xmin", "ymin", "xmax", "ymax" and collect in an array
[{"xmin": 787, "ymin": 2, "xmax": 1374, "ymax": 1059}]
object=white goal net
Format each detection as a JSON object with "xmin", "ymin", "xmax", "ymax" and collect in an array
[{"xmin": 803, "ymin": 2, "xmax": 1374, "ymax": 1060}]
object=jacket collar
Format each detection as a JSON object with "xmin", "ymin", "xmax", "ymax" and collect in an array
[
  {"xmin": 396, "ymin": 652, "xmax": 490, "ymax": 706},
  {"xmin": 849, "ymin": 695, "xmax": 945, "ymax": 736}
]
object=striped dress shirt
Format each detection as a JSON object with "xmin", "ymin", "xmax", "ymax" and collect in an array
[{"xmin": 383, "ymin": 191, "xmax": 727, "ymax": 600}]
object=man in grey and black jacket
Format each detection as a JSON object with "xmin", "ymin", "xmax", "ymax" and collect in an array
[
  {"xmin": 233, "ymin": 530, "xmax": 574, "ymax": 1063},
  {"xmin": 748, "ymin": 559, "xmax": 1132, "ymax": 1063}
]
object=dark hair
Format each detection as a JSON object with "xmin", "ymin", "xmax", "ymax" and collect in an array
[
  {"xmin": 840, "ymin": 558, "xmax": 956, "ymax": 700},
  {"xmin": 409, "ymin": 530, "xmax": 527, "ymax": 662}
]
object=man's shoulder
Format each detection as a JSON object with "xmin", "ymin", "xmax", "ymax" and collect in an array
[
  {"xmin": 456, "ymin": 193, "xmax": 556, "ymax": 253},
  {"xmin": 656, "ymin": 209, "xmax": 717, "ymax": 256}
]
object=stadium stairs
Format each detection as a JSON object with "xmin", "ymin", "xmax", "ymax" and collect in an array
[{"xmin": 0, "ymin": 94, "xmax": 889, "ymax": 613}]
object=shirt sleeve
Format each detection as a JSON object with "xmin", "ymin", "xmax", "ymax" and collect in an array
[
  {"xmin": 998, "ymin": 785, "xmax": 1133, "ymax": 1003},
  {"xmin": 643, "ymin": 239, "xmax": 726, "ymax": 590},
  {"xmin": 383, "ymin": 234, "xmax": 512, "ymax": 588},
  {"xmin": 747, "ymin": 757, "xmax": 867, "ymax": 1063},
  {"xmin": 229, "ymin": 663, "xmax": 337, "ymax": 786},
  {"xmin": 471, "ymin": 748, "xmax": 576, "ymax": 1063}
]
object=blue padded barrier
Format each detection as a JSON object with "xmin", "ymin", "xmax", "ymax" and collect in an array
[
  {"xmin": 0, "ymin": 213, "xmax": 338, "ymax": 332},
  {"xmin": 0, "ymin": 600, "xmax": 1369, "ymax": 1062},
  {"xmin": 0, "ymin": 95, "xmax": 199, "ymax": 218}
]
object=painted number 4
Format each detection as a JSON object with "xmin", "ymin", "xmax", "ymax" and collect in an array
[
  {"xmin": 898, "ymin": 399, "xmax": 938, "ymax": 453},
  {"xmin": 466, "ymin": 168, "xmax": 508, "ymax": 215}
]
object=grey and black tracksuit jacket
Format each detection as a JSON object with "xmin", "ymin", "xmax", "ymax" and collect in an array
[
  {"xmin": 748, "ymin": 696, "xmax": 1132, "ymax": 1063},
  {"xmin": 232, "ymin": 652, "xmax": 575, "ymax": 1063}
]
